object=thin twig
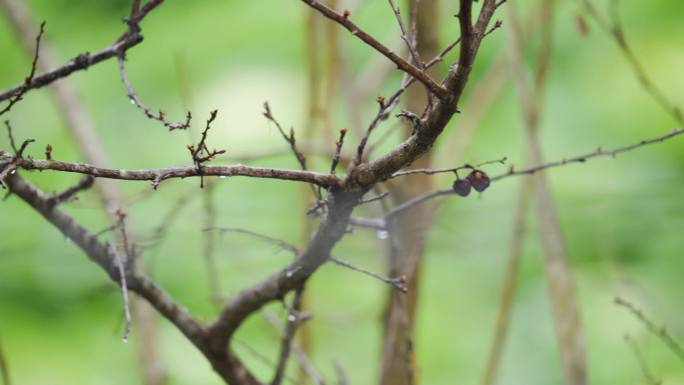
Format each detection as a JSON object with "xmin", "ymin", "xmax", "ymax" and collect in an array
[
  {"xmin": 0, "ymin": 22, "xmax": 149, "ymax": 103},
  {"xmin": 0, "ymin": 21, "xmax": 45, "ymax": 116},
  {"xmin": 187, "ymin": 110, "xmax": 224, "ymax": 188},
  {"xmin": 47, "ymin": 175, "xmax": 95, "ymax": 206},
  {"xmin": 117, "ymin": 55, "xmax": 192, "ymax": 130},
  {"xmin": 352, "ymin": 9, "xmax": 504, "ymax": 167},
  {"xmin": 492, "ymin": 127, "xmax": 684, "ymax": 182},
  {"xmin": 387, "ymin": 0, "xmax": 422, "ymax": 68},
  {"xmin": 4, "ymin": 121, "xmax": 33, "ymax": 158},
  {"xmin": 330, "ymin": 257, "xmax": 407, "ymax": 293},
  {"xmin": 0, "ymin": 155, "xmax": 341, "ymax": 188},
  {"xmin": 261, "ymin": 310, "xmax": 328, "ymax": 385},
  {"xmin": 372, "ymin": 126, "xmax": 684, "ymax": 219},
  {"xmin": 264, "ymin": 102, "xmax": 308, "ymax": 171},
  {"xmin": 272, "ymin": 287, "xmax": 306, "ymax": 385},
  {"xmin": 263, "ymin": 102, "xmax": 319, "ymax": 199},
  {"xmin": 615, "ymin": 297, "xmax": 684, "ymax": 362},
  {"xmin": 330, "ymin": 128, "xmax": 348, "ymax": 174},
  {"xmin": 390, "ymin": 157, "xmax": 506, "ymax": 178},
  {"xmin": 299, "ymin": 0, "xmax": 447, "ymax": 99},
  {"xmin": 357, "ymin": 191, "xmax": 390, "ymax": 206}
]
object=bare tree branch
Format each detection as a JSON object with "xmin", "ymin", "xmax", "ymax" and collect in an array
[
  {"xmin": 272, "ymin": 287, "xmax": 306, "ymax": 385},
  {"xmin": 0, "ymin": 17, "xmax": 150, "ymax": 102},
  {"xmin": 0, "ymin": 20, "xmax": 44, "ymax": 116},
  {"xmin": 1, "ymin": 155, "xmax": 342, "ymax": 188},
  {"xmin": 299, "ymin": 0, "xmax": 447, "ymax": 99},
  {"xmin": 4, "ymin": 172, "xmax": 260, "ymax": 385},
  {"xmin": 491, "ymin": 127, "xmax": 684, "ymax": 182},
  {"xmin": 262, "ymin": 309, "xmax": 328, "ymax": 385},
  {"xmin": 117, "ymin": 55, "xmax": 192, "ymax": 130},
  {"xmin": 382, "ymin": 126, "xmax": 684, "ymax": 218},
  {"xmin": 46, "ymin": 175, "xmax": 95, "ymax": 206},
  {"xmin": 389, "ymin": 157, "xmax": 506, "ymax": 178}
]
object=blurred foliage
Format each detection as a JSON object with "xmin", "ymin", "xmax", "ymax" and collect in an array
[{"xmin": 0, "ymin": 1, "xmax": 683, "ymax": 385}]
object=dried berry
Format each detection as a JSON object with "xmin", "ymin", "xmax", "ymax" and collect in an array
[
  {"xmin": 452, "ymin": 178, "xmax": 472, "ymax": 197},
  {"xmin": 467, "ymin": 169, "xmax": 490, "ymax": 192}
]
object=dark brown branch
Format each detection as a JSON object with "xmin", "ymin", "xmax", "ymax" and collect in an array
[
  {"xmin": 615, "ymin": 297, "xmax": 684, "ymax": 363},
  {"xmin": 0, "ymin": 21, "xmax": 44, "ymax": 116},
  {"xmin": 46, "ymin": 175, "xmax": 95, "ymax": 206},
  {"xmin": 353, "ymin": 16, "xmax": 502, "ymax": 167},
  {"xmin": 261, "ymin": 310, "xmax": 327, "ymax": 385},
  {"xmin": 0, "ymin": 31, "xmax": 142, "ymax": 103},
  {"xmin": 204, "ymin": 191, "xmax": 362, "ymax": 355},
  {"xmin": 0, "ymin": 0, "xmax": 164, "ymax": 103},
  {"xmin": 349, "ymin": 1, "xmax": 499, "ymax": 186},
  {"xmin": 271, "ymin": 287, "xmax": 306, "ymax": 385},
  {"xmin": 188, "ymin": 110, "xmax": 224, "ymax": 188},
  {"xmin": 356, "ymin": 15, "xmax": 502, "ymax": 153},
  {"xmin": 4, "ymin": 173, "xmax": 205, "ymax": 344},
  {"xmin": 264, "ymin": 102, "xmax": 308, "ymax": 171},
  {"xmin": 117, "ymin": 55, "xmax": 192, "ymax": 130},
  {"xmin": 491, "ymin": 127, "xmax": 684, "ymax": 182},
  {"xmin": 2, "ymin": 155, "xmax": 342, "ymax": 188},
  {"xmin": 385, "ymin": 126, "xmax": 684, "ymax": 218},
  {"xmin": 263, "ymin": 102, "xmax": 319, "ymax": 199},
  {"xmin": 357, "ymin": 191, "xmax": 390, "ymax": 206},
  {"xmin": 0, "ymin": 122, "xmax": 34, "ymax": 188},
  {"xmin": 330, "ymin": 128, "xmax": 348, "ymax": 174},
  {"xmin": 4, "ymin": 172, "xmax": 260, "ymax": 385},
  {"xmin": 299, "ymin": 0, "xmax": 447, "ymax": 99},
  {"xmin": 390, "ymin": 156, "xmax": 506, "ymax": 178}
]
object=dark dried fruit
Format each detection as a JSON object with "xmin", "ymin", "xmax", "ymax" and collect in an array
[
  {"xmin": 467, "ymin": 169, "xmax": 491, "ymax": 192},
  {"xmin": 452, "ymin": 178, "xmax": 472, "ymax": 197}
]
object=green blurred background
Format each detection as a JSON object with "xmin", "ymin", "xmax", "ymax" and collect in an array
[{"xmin": 1, "ymin": 1, "xmax": 683, "ymax": 384}]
